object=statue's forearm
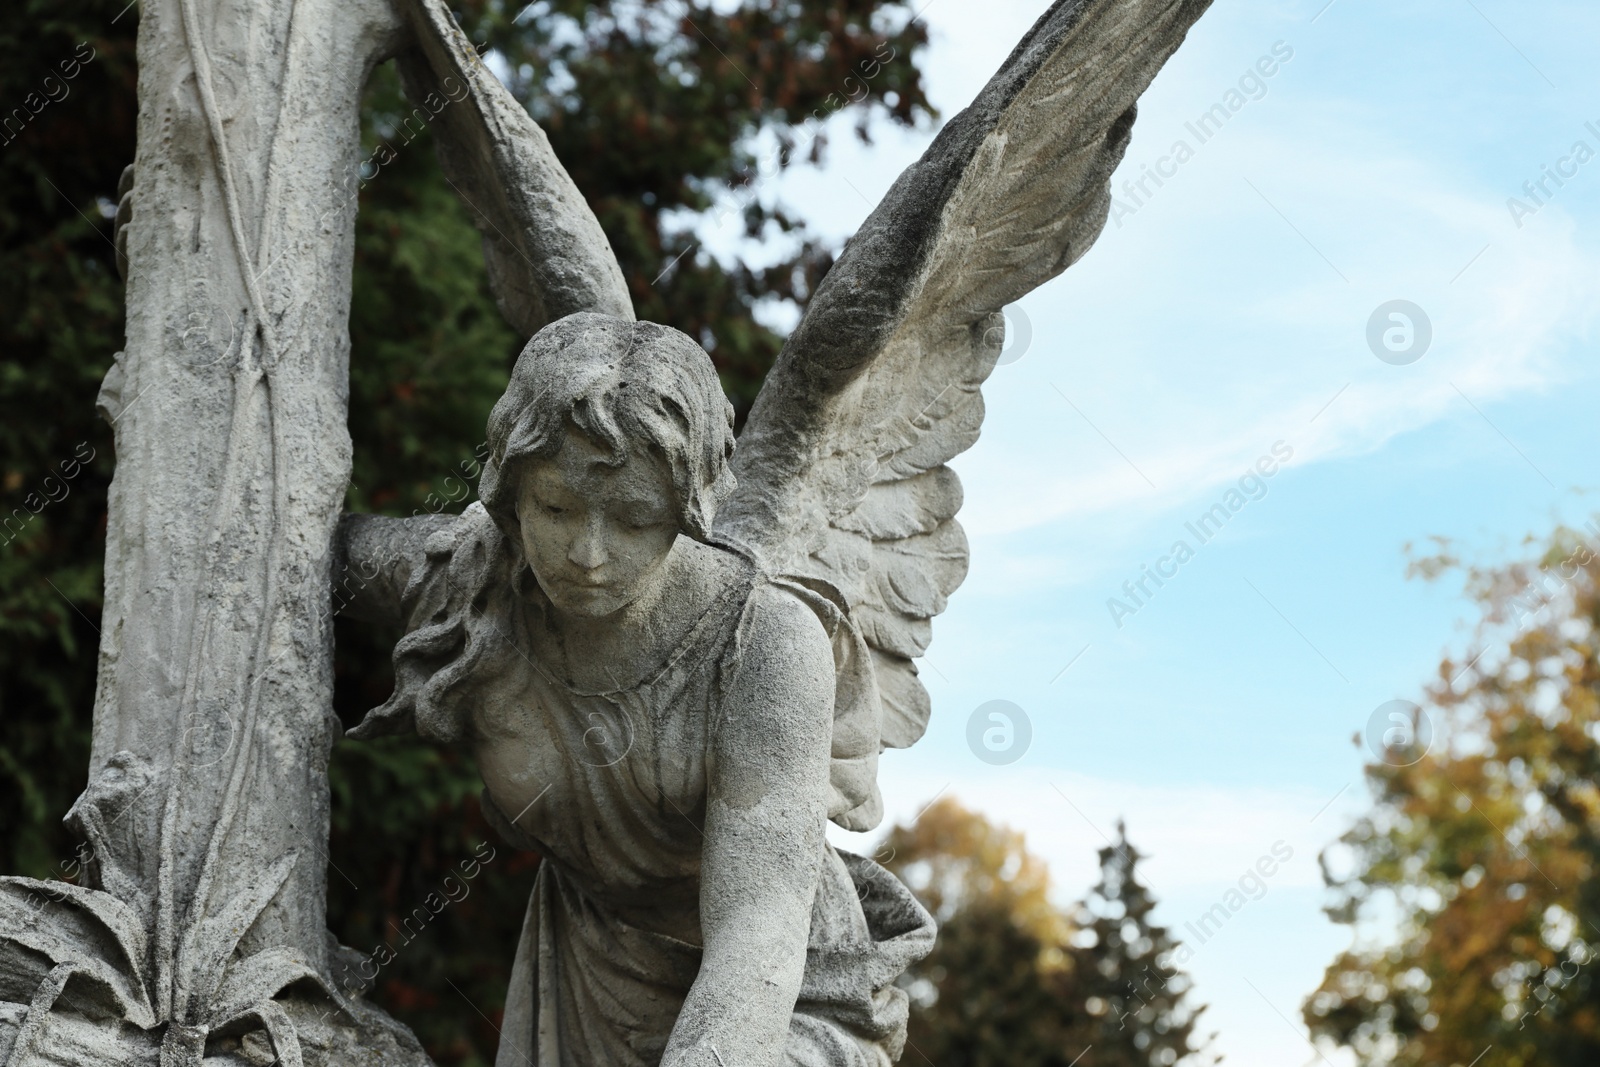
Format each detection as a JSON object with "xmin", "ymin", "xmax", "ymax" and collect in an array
[
  {"xmin": 663, "ymin": 904, "xmax": 811, "ymax": 1067},
  {"xmin": 332, "ymin": 512, "xmax": 457, "ymax": 626},
  {"xmin": 662, "ymin": 588, "xmax": 836, "ymax": 1063}
]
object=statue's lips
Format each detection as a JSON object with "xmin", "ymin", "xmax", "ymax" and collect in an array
[{"xmin": 551, "ymin": 575, "xmax": 619, "ymax": 595}]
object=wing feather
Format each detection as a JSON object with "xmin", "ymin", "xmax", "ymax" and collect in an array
[
  {"xmin": 833, "ymin": 469, "xmax": 963, "ymax": 541},
  {"xmin": 873, "ymin": 652, "xmax": 933, "ymax": 750},
  {"xmin": 716, "ymin": 0, "xmax": 1210, "ymax": 825}
]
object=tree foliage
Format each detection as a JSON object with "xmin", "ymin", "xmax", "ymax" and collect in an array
[
  {"xmin": 883, "ymin": 796, "xmax": 1079, "ymax": 1067},
  {"xmin": 1072, "ymin": 826, "xmax": 1213, "ymax": 1067},
  {"xmin": 1306, "ymin": 525, "xmax": 1600, "ymax": 1065},
  {"xmin": 0, "ymin": 0, "xmax": 136, "ymax": 885},
  {"xmin": 883, "ymin": 797, "xmax": 1212, "ymax": 1067}
]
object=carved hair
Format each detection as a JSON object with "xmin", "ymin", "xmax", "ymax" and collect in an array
[{"xmin": 478, "ymin": 312, "xmax": 737, "ymax": 544}]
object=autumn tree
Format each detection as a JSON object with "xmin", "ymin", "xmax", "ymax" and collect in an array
[
  {"xmin": 883, "ymin": 796, "xmax": 1080, "ymax": 1067},
  {"xmin": 882, "ymin": 798, "xmax": 1210, "ymax": 1067},
  {"xmin": 1305, "ymin": 524, "xmax": 1600, "ymax": 1064}
]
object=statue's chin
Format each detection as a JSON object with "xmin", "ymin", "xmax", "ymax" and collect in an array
[{"xmin": 540, "ymin": 579, "xmax": 636, "ymax": 619}]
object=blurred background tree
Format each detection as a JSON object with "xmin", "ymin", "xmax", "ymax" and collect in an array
[
  {"xmin": 882, "ymin": 795, "xmax": 1080, "ymax": 1067},
  {"xmin": 1305, "ymin": 526, "xmax": 1600, "ymax": 1065},
  {"xmin": 2, "ymin": 1, "xmax": 931, "ymax": 1061},
  {"xmin": 882, "ymin": 797, "xmax": 1213, "ymax": 1067},
  {"xmin": 1, "ymin": 0, "xmax": 137, "ymax": 887},
  {"xmin": 1071, "ymin": 825, "xmax": 1214, "ymax": 1067}
]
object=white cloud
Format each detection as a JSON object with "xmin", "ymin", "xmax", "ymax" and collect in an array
[{"xmin": 954, "ymin": 115, "xmax": 1600, "ymax": 539}]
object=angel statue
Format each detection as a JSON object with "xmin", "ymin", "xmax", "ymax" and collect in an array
[{"xmin": 336, "ymin": 1, "xmax": 1209, "ymax": 1065}]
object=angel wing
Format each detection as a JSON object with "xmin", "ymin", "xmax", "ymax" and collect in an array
[
  {"xmin": 715, "ymin": 0, "xmax": 1212, "ymax": 829},
  {"xmin": 395, "ymin": 0, "xmax": 634, "ymax": 333}
]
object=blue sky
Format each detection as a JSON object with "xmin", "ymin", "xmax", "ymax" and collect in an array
[{"xmin": 684, "ymin": 1, "xmax": 1600, "ymax": 1063}]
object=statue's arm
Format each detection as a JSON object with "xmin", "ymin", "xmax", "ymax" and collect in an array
[
  {"xmin": 664, "ymin": 589, "xmax": 836, "ymax": 1067},
  {"xmin": 332, "ymin": 512, "xmax": 458, "ymax": 627}
]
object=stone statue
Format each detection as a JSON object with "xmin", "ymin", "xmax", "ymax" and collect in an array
[
  {"xmin": 341, "ymin": 316, "xmax": 934, "ymax": 1067},
  {"xmin": 0, "ymin": 0, "xmax": 1209, "ymax": 1064},
  {"xmin": 338, "ymin": 3, "xmax": 1213, "ymax": 1064}
]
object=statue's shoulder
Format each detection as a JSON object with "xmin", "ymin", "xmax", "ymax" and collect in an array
[
  {"xmin": 347, "ymin": 502, "xmax": 522, "ymax": 742},
  {"xmin": 713, "ymin": 561, "xmax": 844, "ymax": 692},
  {"xmin": 404, "ymin": 502, "xmax": 511, "ymax": 612},
  {"xmin": 756, "ymin": 569, "xmax": 853, "ymax": 641},
  {"xmin": 714, "ymin": 563, "xmax": 886, "ymax": 828}
]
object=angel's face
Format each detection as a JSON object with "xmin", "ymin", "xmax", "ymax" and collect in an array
[{"xmin": 516, "ymin": 425, "xmax": 680, "ymax": 618}]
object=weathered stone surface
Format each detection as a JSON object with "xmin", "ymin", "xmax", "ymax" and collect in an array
[
  {"xmin": 344, "ymin": 316, "xmax": 936, "ymax": 1067},
  {"xmin": 332, "ymin": 3, "xmax": 1213, "ymax": 1056}
]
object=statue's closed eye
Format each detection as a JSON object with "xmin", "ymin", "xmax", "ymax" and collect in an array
[{"xmin": 623, "ymin": 517, "xmax": 664, "ymax": 531}]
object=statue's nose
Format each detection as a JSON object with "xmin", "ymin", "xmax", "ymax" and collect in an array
[{"xmin": 568, "ymin": 524, "xmax": 608, "ymax": 570}]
